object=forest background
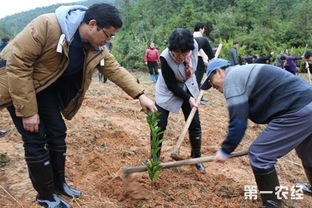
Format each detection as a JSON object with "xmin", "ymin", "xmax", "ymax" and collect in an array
[{"xmin": 0, "ymin": 0, "xmax": 312, "ymax": 70}]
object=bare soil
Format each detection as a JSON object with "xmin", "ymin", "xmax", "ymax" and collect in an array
[{"xmin": 1, "ymin": 72, "xmax": 311, "ymax": 208}]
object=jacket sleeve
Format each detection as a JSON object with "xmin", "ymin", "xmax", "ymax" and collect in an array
[
  {"xmin": 5, "ymin": 16, "xmax": 47, "ymax": 117},
  {"xmin": 99, "ymin": 49, "xmax": 144, "ymax": 98},
  {"xmin": 220, "ymin": 94, "xmax": 249, "ymax": 154},
  {"xmin": 254, "ymin": 54, "xmax": 272, "ymax": 63},
  {"xmin": 221, "ymin": 102, "xmax": 248, "ymax": 154},
  {"xmin": 290, "ymin": 56, "xmax": 303, "ymax": 61},
  {"xmin": 160, "ymin": 57, "xmax": 190, "ymax": 101},
  {"xmin": 194, "ymin": 37, "xmax": 214, "ymax": 62}
]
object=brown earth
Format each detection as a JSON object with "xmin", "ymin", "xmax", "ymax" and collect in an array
[{"xmin": 1, "ymin": 72, "xmax": 312, "ymax": 208}]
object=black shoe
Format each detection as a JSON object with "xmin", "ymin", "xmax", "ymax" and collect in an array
[
  {"xmin": 200, "ymin": 101, "xmax": 207, "ymax": 105},
  {"xmin": 195, "ymin": 163, "xmax": 206, "ymax": 173},
  {"xmin": 294, "ymin": 183, "xmax": 312, "ymax": 195},
  {"xmin": 200, "ymin": 98, "xmax": 208, "ymax": 105},
  {"xmin": 37, "ymin": 193, "xmax": 72, "ymax": 208},
  {"xmin": 0, "ymin": 130, "xmax": 7, "ymax": 137},
  {"xmin": 55, "ymin": 183, "xmax": 81, "ymax": 198}
]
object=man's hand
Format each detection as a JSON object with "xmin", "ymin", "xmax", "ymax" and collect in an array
[
  {"xmin": 138, "ymin": 94, "xmax": 157, "ymax": 113},
  {"xmin": 22, "ymin": 113, "xmax": 40, "ymax": 132},
  {"xmin": 214, "ymin": 149, "xmax": 229, "ymax": 163},
  {"xmin": 189, "ymin": 97, "xmax": 198, "ymax": 108}
]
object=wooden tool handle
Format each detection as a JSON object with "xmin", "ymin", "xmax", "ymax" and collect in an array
[
  {"xmin": 171, "ymin": 43, "xmax": 223, "ymax": 157},
  {"xmin": 171, "ymin": 90, "xmax": 204, "ymax": 154},
  {"xmin": 123, "ymin": 150, "xmax": 248, "ymax": 177}
]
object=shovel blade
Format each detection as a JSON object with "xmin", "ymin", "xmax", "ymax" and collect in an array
[{"xmin": 170, "ymin": 149, "xmax": 185, "ymax": 161}]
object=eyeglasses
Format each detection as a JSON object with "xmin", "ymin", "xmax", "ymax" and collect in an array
[
  {"xmin": 171, "ymin": 51, "xmax": 190, "ymax": 59},
  {"xmin": 98, "ymin": 27, "xmax": 114, "ymax": 40}
]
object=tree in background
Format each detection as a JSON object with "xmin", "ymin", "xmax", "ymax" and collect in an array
[{"xmin": 1, "ymin": 0, "xmax": 311, "ymax": 68}]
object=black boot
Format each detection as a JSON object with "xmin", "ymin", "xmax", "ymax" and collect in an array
[
  {"xmin": 189, "ymin": 130, "xmax": 205, "ymax": 173},
  {"xmin": 295, "ymin": 165, "xmax": 312, "ymax": 195},
  {"xmin": 26, "ymin": 153, "xmax": 72, "ymax": 208},
  {"xmin": 48, "ymin": 145, "xmax": 81, "ymax": 198},
  {"xmin": 252, "ymin": 166, "xmax": 283, "ymax": 208}
]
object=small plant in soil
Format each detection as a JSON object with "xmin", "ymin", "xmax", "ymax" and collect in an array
[{"xmin": 144, "ymin": 112, "xmax": 164, "ymax": 182}]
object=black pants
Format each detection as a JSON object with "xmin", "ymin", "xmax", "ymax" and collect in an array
[
  {"xmin": 195, "ymin": 57, "xmax": 206, "ymax": 87},
  {"xmin": 147, "ymin": 61, "xmax": 159, "ymax": 75},
  {"xmin": 7, "ymin": 84, "xmax": 68, "ymax": 158},
  {"xmin": 156, "ymin": 102, "xmax": 201, "ymax": 132},
  {"xmin": 156, "ymin": 99, "xmax": 201, "ymax": 157}
]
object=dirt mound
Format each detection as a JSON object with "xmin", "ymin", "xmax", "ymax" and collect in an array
[{"xmin": 1, "ymin": 72, "xmax": 311, "ymax": 208}]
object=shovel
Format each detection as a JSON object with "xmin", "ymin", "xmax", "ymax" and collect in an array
[
  {"xmin": 170, "ymin": 44, "xmax": 222, "ymax": 160},
  {"xmin": 123, "ymin": 150, "xmax": 248, "ymax": 178}
]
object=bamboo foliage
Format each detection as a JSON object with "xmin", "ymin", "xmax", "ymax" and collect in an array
[{"xmin": 144, "ymin": 112, "xmax": 164, "ymax": 182}]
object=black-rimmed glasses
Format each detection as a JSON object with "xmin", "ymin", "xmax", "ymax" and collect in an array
[{"xmin": 98, "ymin": 27, "xmax": 114, "ymax": 40}]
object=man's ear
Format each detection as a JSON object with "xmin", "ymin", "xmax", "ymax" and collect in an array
[
  {"xmin": 88, "ymin": 19, "xmax": 97, "ymax": 26},
  {"xmin": 217, "ymin": 68, "xmax": 225, "ymax": 77},
  {"xmin": 216, "ymin": 68, "xmax": 222, "ymax": 74}
]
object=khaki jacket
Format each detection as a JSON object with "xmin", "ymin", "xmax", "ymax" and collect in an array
[{"xmin": 0, "ymin": 14, "xmax": 144, "ymax": 119}]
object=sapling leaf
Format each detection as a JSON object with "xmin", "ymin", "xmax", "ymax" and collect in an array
[{"xmin": 144, "ymin": 112, "xmax": 164, "ymax": 182}]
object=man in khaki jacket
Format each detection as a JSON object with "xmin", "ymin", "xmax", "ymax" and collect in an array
[{"xmin": 0, "ymin": 3, "xmax": 156, "ymax": 208}]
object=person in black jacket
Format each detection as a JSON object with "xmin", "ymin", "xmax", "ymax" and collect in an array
[
  {"xmin": 254, "ymin": 52, "xmax": 274, "ymax": 64},
  {"xmin": 193, "ymin": 22, "xmax": 214, "ymax": 104}
]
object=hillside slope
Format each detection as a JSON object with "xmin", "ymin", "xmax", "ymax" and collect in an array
[{"xmin": 0, "ymin": 72, "xmax": 311, "ymax": 208}]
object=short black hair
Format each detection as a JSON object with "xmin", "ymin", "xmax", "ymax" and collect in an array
[
  {"xmin": 194, "ymin": 22, "xmax": 205, "ymax": 31},
  {"xmin": 233, "ymin": 42, "xmax": 239, "ymax": 45},
  {"xmin": 168, "ymin": 28, "xmax": 194, "ymax": 52},
  {"xmin": 83, "ymin": 3, "xmax": 122, "ymax": 29},
  {"xmin": 305, "ymin": 50, "xmax": 312, "ymax": 59}
]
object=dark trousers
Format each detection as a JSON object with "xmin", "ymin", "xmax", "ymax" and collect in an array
[
  {"xmin": 7, "ymin": 86, "xmax": 67, "ymax": 158},
  {"xmin": 195, "ymin": 57, "xmax": 206, "ymax": 87},
  {"xmin": 98, "ymin": 72, "xmax": 107, "ymax": 83},
  {"xmin": 147, "ymin": 61, "xmax": 159, "ymax": 75},
  {"xmin": 156, "ymin": 99, "xmax": 202, "ymax": 157},
  {"xmin": 156, "ymin": 102, "xmax": 201, "ymax": 132},
  {"xmin": 249, "ymin": 101, "xmax": 312, "ymax": 169}
]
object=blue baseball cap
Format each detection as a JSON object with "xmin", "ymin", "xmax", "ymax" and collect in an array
[{"xmin": 206, "ymin": 58, "xmax": 230, "ymax": 79}]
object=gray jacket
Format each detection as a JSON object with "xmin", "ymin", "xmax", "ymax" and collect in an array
[{"xmin": 228, "ymin": 47, "xmax": 239, "ymax": 65}]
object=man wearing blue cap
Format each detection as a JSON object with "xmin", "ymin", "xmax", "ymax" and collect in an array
[{"xmin": 207, "ymin": 58, "xmax": 312, "ymax": 208}]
